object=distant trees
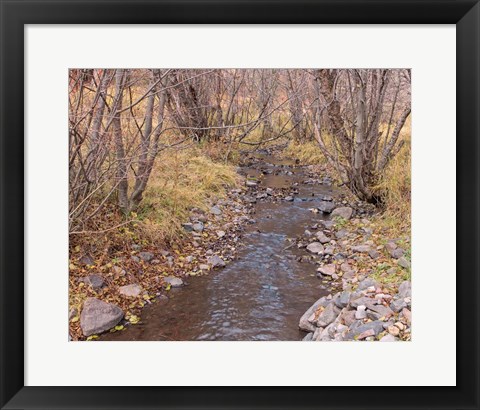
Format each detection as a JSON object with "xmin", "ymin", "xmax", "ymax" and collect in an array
[{"xmin": 68, "ymin": 68, "xmax": 410, "ymax": 231}]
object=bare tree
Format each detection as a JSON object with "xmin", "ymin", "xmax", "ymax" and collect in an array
[
  {"xmin": 69, "ymin": 68, "xmax": 411, "ymax": 235},
  {"xmin": 312, "ymin": 69, "xmax": 411, "ymax": 203}
]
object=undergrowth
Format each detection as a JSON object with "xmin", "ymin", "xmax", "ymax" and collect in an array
[
  {"xmin": 136, "ymin": 147, "xmax": 240, "ymax": 243},
  {"xmin": 283, "ymin": 139, "xmax": 328, "ymax": 165}
]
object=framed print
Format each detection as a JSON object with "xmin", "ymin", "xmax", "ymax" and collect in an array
[{"xmin": 1, "ymin": 0, "xmax": 479, "ymax": 409}]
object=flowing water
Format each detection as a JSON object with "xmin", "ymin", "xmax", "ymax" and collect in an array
[{"xmin": 102, "ymin": 156, "xmax": 336, "ymax": 341}]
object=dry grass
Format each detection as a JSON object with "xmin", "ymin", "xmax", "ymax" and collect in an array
[
  {"xmin": 136, "ymin": 147, "xmax": 240, "ymax": 243},
  {"xmin": 373, "ymin": 119, "xmax": 411, "ymax": 239},
  {"xmin": 283, "ymin": 139, "xmax": 327, "ymax": 165}
]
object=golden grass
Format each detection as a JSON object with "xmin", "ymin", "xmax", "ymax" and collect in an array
[
  {"xmin": 373, "ymin": 119, "xmax": 411, "ymax": 239},
  {"xmin": 283, "ymin": 140, "xmax": 327, "ymax": 165},
  {"xmin": 136, "ymin": 147, "xmax": 240, "ymax": 243}
]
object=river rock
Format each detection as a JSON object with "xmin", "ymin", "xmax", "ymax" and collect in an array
[
  {"xmin": 401, "ymin": 308, "xmax": 412, "ymax": 324},
  {"xmin": 210, "ymin": 206, "xmax": 222, "ymax": 215},
  {"xmin": 216, "ymin": 230, "xmax": 226, "ymax": 238},
  {"xmin": 112, "ymin": 266, "xmax": 126, "ymax": 276},
  {"xmin": 302, "ymin": 332, "xmax": 314, "ymax": 341},
  {"xmin": 340, "ymin": 262, "xmax": 353, "ymax": 273},
  {"xmin": 69, "ymin": 307, "xmax": 78, "ymax": 320},
  {"xmin": 345, "ymin": 320, "xmax": 384, "ymax": 340},
  {"xmin": 299, "ymin": 296, "xmax": 329, "ymax": 332},
  {"xmin": 316, "ymin": 231, "xmax": 330, "ymax": 244},
  {"xmin": 351, "ymin": 244, "xmax": 371, "ymax": 253},
  {"xmin": 138, "ymin": 251, "xmax": 154, "ymax": 262},
  {"xmin": 193, "ymin": 222, "xmax": 204, "ymax": 232},
  {"xmin": 388, "ymin": 325, "xmax": 400, "ymax": 336},
  {"xmin": 208, "ymin": 255, "xmax": 226, "ymax": 268},
  {"xmin": 380, "ymin": 334, "xmax": 398, "ymax": 342},
  {"xmin": 339, "ymin": 309, "xmax": 356, "ymax": 326},
  {"xmin": 395, "ymin": 321, "xmax": 405, "ymax": 331},
  {"xmin": 398, "ymin": 256, "xmax": 411, "ymax": 269},
  {"xmin": 357, "ymin": 328, "xmax": 375, "ymax": 340},
  {"xmin": 391, "ymin": 248, "xmax": 405, "ymax": 259},
  {"xmin": 82, "ymin": 274, "xmax": 104, "ymax": 290},
  {"xmin": 334, "ymin": 291, "xmax": 351, "ymax": 308},
  {"xmin": 316, "ymin": 302, "xmax": 341, "ymax": 327},
  {"xmin": 318, "ymin": 200, "xmax": 335, "ymax": 213},
  {"xmin": 390, "ymin": 298, "xmax": 407, "ymax": 313},
  {"xmin": 246, "ymin": 180, "xmax": 258, "ymax": 187},
  {"xmin": 164, "ymin": 276, "xmax": 184, "ymax": 287},
  {"xmin": 80, "ymin": 297, "xmax": 123, "ymax": 337},
  {"xmin": 306, "ymin": 242, "xmax": 324, "ymax": 254},
  {"xmin": 350, "ymin": 295, "xmax": 376, "ymax": 309},
  {"xmin": 182, "ymin": 223, "xmax": 194, "ymax": 232},
  {"xmin": 119, "ymin": 284, "xmax": 142, "ymax": 297},
  {"xmin": 355, "ymin": 305, "xmax": 367, "ymax": 319},
  {"xmin": 385, "ymin": 241, "xmax": 397, "ymax": 254},
  {"xmin": 78, "ymin": 254, "xmax": 95, "ymax": 267},
  {"xmin": 357, "ymin": 278, "xmax": 378, "ymax": 291},
  {"xmin": 367, "ymin": 304, "xmax": 394, "ymax": 320},
  {"xmin": 331, "ymin": 207, "xmax": 353, "ymax": 220},
  {"xmin": 311, "ymin": 327, "xmax": 324, "ymax": 341},
  {"xmin": 317, "ymin": 264, "xmax": 336, "ymax": 276},
  {"xmin": 315, "ymin": 323, "xmax": 336, "ymax": 341},
  {"xmin": 324, "ymin": 246, "xmax": 335, "ymax": 255},
  {"xmin": 398, "ymin": 281, "xmax": 412, "ymax": 298},
  {"xmin": 368, "ymin": 249, "xmax": 381, "ymax": 259},
  {"xmin": 284, "ymin": 196, "xmax": 294, "ymax": 202}
]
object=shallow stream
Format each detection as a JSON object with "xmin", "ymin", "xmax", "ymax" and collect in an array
[{"xmin": 102, "ymin": 156, "xmax": 336, "ymax": 341}]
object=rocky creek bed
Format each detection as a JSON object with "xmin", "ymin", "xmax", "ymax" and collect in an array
[{"xmin": 72, "ymin": 150, "xmax": 411, "ymax": 341}]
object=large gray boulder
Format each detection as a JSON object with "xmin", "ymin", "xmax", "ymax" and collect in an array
[
  {"xmin": 316, "ymin": 302, "xmax": 341, "ymax": 327},
  {"xmin": 331, "ymin": 207, "xmax": 353, "ymax": 220},
  {"xmin": 318, "ymin": 200, "xmax": 335, "ymax": 213},
  {"xmin": 299, "ymin": 296, "xmax": 329, "ymax": 332},
  {"xmin": 80, "ymin": 298, "xmax": 123, "ymax": 337}
]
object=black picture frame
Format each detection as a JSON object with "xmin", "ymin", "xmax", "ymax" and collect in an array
[{"xmin": 1, "ymin": 1, "xmax": 479, "ymax": 409}]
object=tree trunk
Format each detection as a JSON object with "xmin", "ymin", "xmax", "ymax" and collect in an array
[{"xmin": 112, "ymin": 69, "xmax": 129, "ymax": 213}]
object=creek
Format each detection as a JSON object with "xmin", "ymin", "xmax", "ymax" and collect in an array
[{"xmin": 102, "ymin": 156, "xmax": 337, "ymax": 341}]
